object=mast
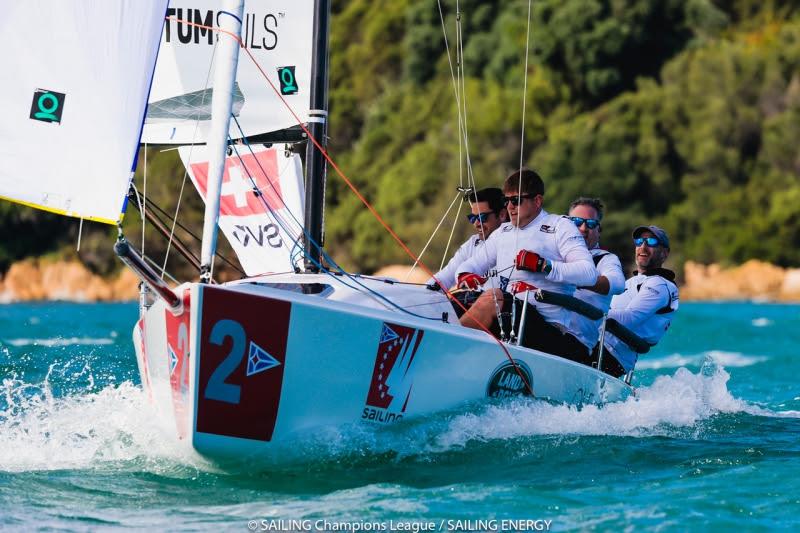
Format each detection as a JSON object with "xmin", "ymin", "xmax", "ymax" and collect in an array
[
  {"xmin": 199, "ymin": 0, "xmax": 245, "ymax": 283},
  {"xmin": 303, "ymin": 0, "xmax": 331, "ymax": 272}
]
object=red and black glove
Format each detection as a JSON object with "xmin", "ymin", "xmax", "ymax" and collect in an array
[
  {"xmin": 515, "ymin": 249, "xmax": 548, "ymax": 273},
  {"xmin": 457, "ymin": 272, "xmax": 486, "ymax": 290}
]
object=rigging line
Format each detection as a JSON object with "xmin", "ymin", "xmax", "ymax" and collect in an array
[
  {"xmin": 129, "ymin": 187, "xmax": 245, "ymax": 275},
  {"xmin": 160, "ymin": 25, "xmax": 218, "ymax": 281},
  {"xmin": 405, "ymin": 189, "xmax": 462, "ymax": 281},
  {"xmin": 512, "ymin": 0, "xmax": 534, "ymax": 274},
  {"xmin": 169, "ymin": 15, "xmax": 533, "ymax": 394},
  {"xmin": 440, "ymin": 193, "xmax": 465, "ymax": 271},
  {"xmin": 436, "ymin": 0, "xmax": 464, "ymax": 188},
  {"xmin": 228, "ymin": 132, "xmax": 443, "ymax": 321}
]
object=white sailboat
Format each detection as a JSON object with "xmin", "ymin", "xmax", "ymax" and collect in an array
[{"xmin": 0, "ymin": 0, "xmax": 645, "ymax": 462}]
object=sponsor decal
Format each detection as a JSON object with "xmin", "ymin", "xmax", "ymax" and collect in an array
[
  {"xmin": 277, "ymin": 66, "xmax": 298, "ymax": 95},
  {"xmin": 165, "ymin": 291, "xmax": 191, "ymax": 439},
  {"xmin": 196, "ymin": 287, "xmax": 291, "ymax": 441},
  {"xmin": 164, "ymin": 8, "xmax": 280, "ymax": 50},
  {"xmin": 539, "ymin": 224, "xmax": 555, "ymax": 233},
  {"xmin": 30, "ymin": 89, "xmax": 65, "ymax": 124},
  {"xmin": 486, "ymin": 360, "xmax": 534, "ymax": 399},
  {"xmin": 232, "ymin": 222, "xmax": 282, "ymax": 249},
  {"xmin": 362, "ymin": 323, "xmax": 424, "ymax": 424}
]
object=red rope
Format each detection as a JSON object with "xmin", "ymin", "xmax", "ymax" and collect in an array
[{"xmin": 163, "ymin": 16, "xmax": 535, "ymax": 397}]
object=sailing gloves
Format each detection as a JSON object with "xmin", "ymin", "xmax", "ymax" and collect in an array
[
  {"xmin": 457, "ymin": 272, "xmax": 486, "ymax": 290},
  {"xmin": 515, "ymin": 250, "xmax": 552, "ymax": 274}
]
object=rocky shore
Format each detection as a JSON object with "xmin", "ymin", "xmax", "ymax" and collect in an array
[
  {"xmin": 0, "ymin": 259, "xmax": 139, "ymax": 303},
  {"xmin": 1, "ymin": 259, "xmax": 800, "ymax": 303}
]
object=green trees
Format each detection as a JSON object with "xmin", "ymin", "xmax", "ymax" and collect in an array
[{"xmin": 1, "ymin": 0, "xmax": 799, "ymax": 279}]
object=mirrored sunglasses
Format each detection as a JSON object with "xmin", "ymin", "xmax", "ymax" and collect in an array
[
  {"xmin": 570, "ymin": 216, "xmax": 600, "ymax": 229},
  {"xmin": 466, "ymin": 212, "xmax": 494, "ymax": 224},
  {"xmin": 634, "ymin": 236, "xmax": 661, "ymax": 247}
]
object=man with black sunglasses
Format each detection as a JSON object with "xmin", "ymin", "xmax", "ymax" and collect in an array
[
  {"xmin": 596, "ymin": 225, "xmax": 680, "ymax": 377},
  {"xmin": 426, "ymin": 187, "xmax": 508, "ymax": 291},
  {"xmin": 566, "ymin": 198, "xmax": 626, "ymax": 356},
  {"xmin": 456, "ymin": 169, "xmax": 597, "ymax": 362}
]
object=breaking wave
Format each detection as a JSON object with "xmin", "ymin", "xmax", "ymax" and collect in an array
[{"xmin": 636, "ymin": 350, "xmax": 768, "ymax": 370}]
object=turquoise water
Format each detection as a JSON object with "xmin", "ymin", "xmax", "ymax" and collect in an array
[{"xmin": 1, "ymin": 302, "xmax": 798, "ymax": 531}]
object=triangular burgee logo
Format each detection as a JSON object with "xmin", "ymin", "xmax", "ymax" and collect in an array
[
  {"xmin": 246, "ymin": 341, "xmax": 281, "ymax": 376},
  {"xmin": 379, "ymin": 324, "xmax": 399, "ymax": 345}
]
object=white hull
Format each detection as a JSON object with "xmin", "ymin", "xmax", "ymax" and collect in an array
[{"xmin": 133, "ymin": 274, "xmax": 632, "ymax": 460}]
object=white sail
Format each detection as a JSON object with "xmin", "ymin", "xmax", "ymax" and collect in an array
[
  {"xmin": 180, "ymin": 144, "xmax": 305, "ymax": 276},
  {"xmin": 0, "ymin": 1, "xmax": 168, "ymax": 224},
  {"xmin": 143, "ymin": 1, "xmax": 314, "ymax": 145}
]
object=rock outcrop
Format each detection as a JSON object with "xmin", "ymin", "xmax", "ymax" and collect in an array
[
  {"xmin": 682, "ymin": 260, "xmax": 800, "ymax": 301},
  {"xmin": 3, "ymin": 259, "xmax": 800, "ymax": 302},
  {"xmin": 0, "ymin": 259, "xmax": 139, "ymax": 303}
]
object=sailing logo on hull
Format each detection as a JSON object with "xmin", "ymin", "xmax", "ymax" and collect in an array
[
  {"xmin": 362, "ymin": 323, "xmax": 424, "ymax": 424},
  {"xmin": 30, "ymin": 89, "xmax": 65, "ymax": 124},
  {"xmin": 486, "ymin": 360, "xmax": 534, "ymax": 399}
]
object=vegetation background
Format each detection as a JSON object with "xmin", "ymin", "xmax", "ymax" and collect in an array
[{"xmin": 2, "ymin": 0, "xmax": 799, "ymax": 281}]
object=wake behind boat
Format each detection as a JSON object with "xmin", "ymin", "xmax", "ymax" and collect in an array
[{"xmin": 1, "ymin": 0, "xmax": 642, "ymax": 461}]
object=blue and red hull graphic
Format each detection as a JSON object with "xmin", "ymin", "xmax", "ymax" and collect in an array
[{"xmin": 195, "ymin": 286, "xmax": 291, "ymax": 441}]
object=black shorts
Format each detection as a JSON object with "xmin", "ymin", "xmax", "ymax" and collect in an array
[
  {"xmin": 590, "ymin": 345, "xmax": 627, "ymax": 378},
  {"xmin": 499, "ymin": 292, "xmax": 591, "ymax": 365}
]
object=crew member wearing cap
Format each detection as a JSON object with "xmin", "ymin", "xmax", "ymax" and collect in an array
[
  {"xmin": 456, "ymin": 169, "xmax": 597, "ymax": 361},
  {"xmin": 596, "ymin": 225, "xmax": 679, "ymax": 376}
]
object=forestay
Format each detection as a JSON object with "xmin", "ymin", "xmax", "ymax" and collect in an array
[
  {"xmin": 179, "ymin": 144, "xmax": 305, "ymax": 276},
  {"xmin": 143, "ymin": 0, "xmax": 314, "ymax": 144},
  {"xmin": 0, "ymin": 0, "xmax": 168, "ymax": 224}
]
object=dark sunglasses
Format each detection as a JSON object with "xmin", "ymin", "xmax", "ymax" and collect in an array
[
  {"xmin": 466, "ymin": 212, "xmax": 494, "ymax": 224},
  {"xmin": 634, "ymin": 236, "xmax": 661, "ymax": 247},
  {"xmin": 570, "ymin": 216, "xmax": 600, "ymax": 230},
  {"xmin": 503, "ymin": 194, "xmax": 533, "ymax": 207}
]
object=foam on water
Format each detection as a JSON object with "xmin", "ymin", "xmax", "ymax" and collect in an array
[
  {"xmin": 751, "ymin": 317, "xmax": 773, "ymax": 327},
  {"xmin": 636, "ymin": 349, "xmax": 768, "ymax": 369},
  {"xmin": 0, "ymin": 377, "xmax": 200, "ymax": 473},
  {"xmin": 4, "ymin": 337, "xmax": 115, "ymax": 347},
  {"xmin": 1, "ymin": 354, "xmax": 795, "ymax": 474}
]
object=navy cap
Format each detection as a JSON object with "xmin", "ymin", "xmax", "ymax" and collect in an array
[{"xmin": 632, "ymin": 225, "xmax": 670, "ymax": 249}]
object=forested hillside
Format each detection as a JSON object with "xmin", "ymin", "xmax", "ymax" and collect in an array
[{"xmin": 2, "ymin": 0, "xmax": 799, "ymax": 280}]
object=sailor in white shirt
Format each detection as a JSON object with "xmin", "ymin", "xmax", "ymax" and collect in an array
[
  {"xmin": 599, "ymin": 225, "xmax": 679, "ymax": 376},
  {"xmin": 457, "ymin": 169, "xmax": 597, "ymax": 361},
  {"xmin": 565, "ymin": 198, "xmax": 626, "ymax": 353},
  {"xmin": 427, "ymin": 188, "xmax": 507, "ymax": 290}
]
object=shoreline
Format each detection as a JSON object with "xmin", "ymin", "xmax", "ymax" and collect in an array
[{"xmin": 1, "ymin": 259, "xmax": 799, "ymax": 303}]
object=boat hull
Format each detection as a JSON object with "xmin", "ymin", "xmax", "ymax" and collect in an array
[{"xmin": 134, "ymin": 280, "xmax": 632, "ymax": 460}]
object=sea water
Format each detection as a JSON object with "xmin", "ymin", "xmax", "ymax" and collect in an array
[{"xmin": 0, "ymin": 302, "xmax": 798, "ymax": 530}]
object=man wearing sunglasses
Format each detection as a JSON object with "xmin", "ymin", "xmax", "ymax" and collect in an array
[
  {"xmin": 597, "ymin": 225, "xmax": 679, "ymax": 377},
  {"xmin": 426, "ymin": 187, "xmax": 508, "ymax": 291},
  {"xmin": 565, "ymin": 198, "xmax": 626, "ymax": 357},
  {"xmin": 456, "ymin": 169, "xmax": 597, "ymax": 361}
]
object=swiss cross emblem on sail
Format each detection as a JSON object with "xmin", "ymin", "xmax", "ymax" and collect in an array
[
  {"xmin": 362, "ymin": 323, "xmax": 424, "ymax": 424},
  {"xmin": 189, "ymin": 148, "xmax": 283, "ymax": 217},
  {"xmin": 180, "ymin": 144, "xmax": 305, "ymax": 276}
]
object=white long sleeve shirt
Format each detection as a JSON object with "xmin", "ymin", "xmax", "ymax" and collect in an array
[
  {"xmin": 568, "ymin": 248, "xmax": 626, "ymax": 349},
  {"xmin": 428, "ymin": 234, "xmax": 488, "ymax": 289},
  {"xmin": 604, "ymin": 270, "xmax": 679, "ymax": 371},
  {"xmin": 456, "ymin": 209, "xmax": 597, "ymax": 333}
]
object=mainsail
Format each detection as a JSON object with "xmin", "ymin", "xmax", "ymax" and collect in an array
[
  {"xmin": 0, "ymin": 1, "xmax": 168, "ymax": 224},
  {"xmin": 180, "ymin": 144, "xmax": 305, "ymax": 276},
  {"xmin": 143, "ymin": 0, "xmax": 314, "ymax": 144}
]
